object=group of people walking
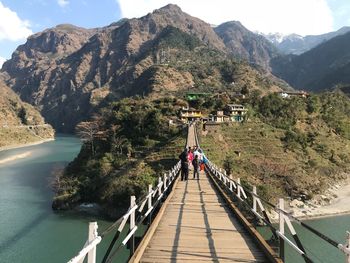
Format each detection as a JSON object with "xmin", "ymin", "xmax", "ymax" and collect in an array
[{"xmin": 179, "ymin": 146, "xmax": 208, "ymax": 181}]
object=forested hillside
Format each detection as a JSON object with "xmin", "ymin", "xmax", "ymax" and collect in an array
[{"xmin": 201, "ymin": 92, "xmax": 350, "ymax": 203}]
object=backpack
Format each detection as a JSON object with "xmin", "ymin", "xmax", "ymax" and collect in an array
[{"xmin": 179, "ymin": 151, "xmax": 188, "ymax": 163}]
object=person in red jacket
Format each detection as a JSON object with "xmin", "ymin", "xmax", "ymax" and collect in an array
[{"xmin": 187, "ymin": 147, "xmax": 194, "ymax": 166}]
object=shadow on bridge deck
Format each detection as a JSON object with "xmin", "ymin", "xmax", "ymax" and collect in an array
[{"xmin": 139, "ymin": 169, "xmax": 267, "ymax": 262}]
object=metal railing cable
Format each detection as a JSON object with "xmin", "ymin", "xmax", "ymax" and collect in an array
[
  {"xmin": 206, "ymin": 158, "xmax": 350, "ymax": 262},
  {"xmin": 205, "ymin": 163, "xmax": 314, "ymax": 263},
  {"xmin": 193, "ymin": 124, "xmax": 349, "ymax": 263},
  {"xmin": 102, "ymin": 173, "xmax": 179, "ymax": 263},
  {"xmin": 67, "ymin": 158, "xmax": 182, "ymax": 263},
  {"xmin": 211, "ymin": 167, "xmax": 342, "ymax": 251},
  {"xmin": 100, "ymin": 161, "xmax": 181, "ymax": 263},
  {"xmin": 83, "ymin": 125, "xmax": 190, "ymax": 263}
]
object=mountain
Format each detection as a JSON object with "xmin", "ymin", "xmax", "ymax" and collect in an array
[
  {"xmin": 0, "ymin": 78, "xmax": 54, "ymax": 148},
  {"xmin": 1, "ymin": 24, "xmax": 98, "ymax": 132},
  {"xmin": 264, "ymin": 27, "xmax": 350, "ymax": 55},
  {"xmin": 1, "ymin": 4, "xmax": 287, "ymax": 132},
  {"xmin": 215, "ymin": 21, "xmax": 279, "ymax": 69},
  {"xmin": 271, "ymin": 31, "xmax": 350, "ymax": 91}
]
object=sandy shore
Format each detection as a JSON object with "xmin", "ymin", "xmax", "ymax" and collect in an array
[
  {"xmin": 0, "ymin": 138, "xmax": 55, "ymax": 153},
  {"xmin": 0, "ymin": 151, "xmax": 33, "ymax": 164},
  {"xmin": 288, "ymin": 177, "xmax": 350, "ymax": 220}
]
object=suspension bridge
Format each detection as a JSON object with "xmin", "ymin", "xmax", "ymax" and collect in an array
[{"xmin": 68, "ymin": 124, "xmax": 350, "ymax": 263}]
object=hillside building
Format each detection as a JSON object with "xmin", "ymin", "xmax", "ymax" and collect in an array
[
  {"xmin": 278, "ymin": 91, "xmax": 309, "ymax": 98},
  {"xmin": 209, "ymin": 111, "xmax": 229, "ymax": 123},
  {"xmin": 224, "ymin": 104, "xmax": 247, "ymax": 122},
  {"xmin": 180, "ymin": 107, "xmax": 202, "ymax": 122}
]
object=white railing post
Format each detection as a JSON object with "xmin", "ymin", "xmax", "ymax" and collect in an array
[
  {"xmin": 237, "ymin": 178, "xmax": 241, "ymax": 199},
  {"xmin": 163, "ymin": 173, "xmax": 167, "ymax": 191},
  {"xmin": 87, "ymin": 222, "xmax": 98, "ymax": 263},
  {"xmin": 158, "ymin": 177, "xmax": 162, "ymax": 197},
  {"xmin": 130, "ymin": 196, "xmax": 136, "ymax": 254},
  {"xmin": 279, "ymin": 198, "xmax": 285, "ymax": 260},
  {"xmin": 229, "ymin": 174, "xmax": 233, "ymax": 192},
  {"xmin": 253, "ymin": 186, "xmax": 257, "ymax": 213},
  {"xmin": 148, "ymin": 184, "xmax": 152, "ymax": 212}
]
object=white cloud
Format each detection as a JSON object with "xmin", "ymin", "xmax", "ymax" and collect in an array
[
  {"xmin": 0, "ymin": 56, "xmax": 5, "ymax": 68},
  {"xmin": 117, "ymin": 0, "xmax": 334, "ymax": 35},
  {"xmin": 0, "ymin": 2, "xmax": 33, "ymax": 41},
  {"xmin": 57, "ymin": 0, "xmax": 69, "ymax": 8}
]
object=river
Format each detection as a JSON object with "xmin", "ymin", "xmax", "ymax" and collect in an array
[
  {"xmin": 0, "ymin": 136, "xmax": 126, "ymax": 263},
  {"xmin": 0, "ymin": 136, "xmax": 348, "ymax": 262}
]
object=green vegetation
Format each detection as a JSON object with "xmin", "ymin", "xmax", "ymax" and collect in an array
[
  {"xmin": 17, "ymin": 106, "xmax": 28, "ymax": 125},
  {"xmin": 53, "ymin": 97, "xmax": 186, "ymax": 217},
  {"xmin": 201, "ymin": 91, "xmax": 350, "ymax": 202},
  {"xmin": 157, "ymin": 26, "xmax": 202, "ymax": 51}
]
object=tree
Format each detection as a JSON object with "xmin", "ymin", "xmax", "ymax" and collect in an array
[
  {"xmin": 306, "ymin": 95, "xmax": 320, "ymax": 114},
  {"xmin": 18, "ymin": 106, "xmax": 28, "ymax": 125},
  {"xmin": 75, "ymin": 121, "xmax": 100, "ymax": 156},
  {"xmin": 223, "ymin": 154, "xmax": 234, "ymax": 175},
  {"xmin": 112, "ymin": 135, "xmax": 129, "ymax": 155},
  {"xmin": 241, "ymin": 85, "xmax": 249, "ymax": 96}
]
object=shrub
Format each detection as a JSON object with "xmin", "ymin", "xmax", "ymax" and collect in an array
[
  {"xmin": 223, "ymin": 154, "xmax": 235, "ymax": 175},
  {"xmin": 282, "ymin": 129, "xmax": 307, "ymax": 151}
]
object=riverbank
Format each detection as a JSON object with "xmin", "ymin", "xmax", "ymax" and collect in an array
[
  {"xmin": 288, "ymin": 176, "xmax": 350, "ymax": 220},
  {"xmin": 0, "ymin": 138, "xmax": 55, "ymax": 152}
]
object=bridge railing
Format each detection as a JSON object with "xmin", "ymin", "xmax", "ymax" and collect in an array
[
  {"xmin": 67, "ymin": 161, "xmax": 181, "ymax": 263},
  {"xmin": 205, "ymin": 159, "xmax": 350, "ymax": 263},
  {"xmin": 191, "ymin": 123, "xmax": 350, "ymax": 262}
]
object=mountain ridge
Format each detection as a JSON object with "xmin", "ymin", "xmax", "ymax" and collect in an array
[
  {"xmin": 1, "ymin": 4, "xmax": 287, "ymax": 132},
  {"xmin": 215, "ymin": 21, "xmax": 279, "ymax": 69},
  {"xmin": 271, "ymin": 31, "xmax": 350, "ymax": 91},
  {"xmin": 263, "ymin": 26, "xmax": 350, "ymax": 55}
]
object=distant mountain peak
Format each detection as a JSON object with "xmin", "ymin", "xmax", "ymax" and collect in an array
[
  {"xmin": 157, "ymin": 3, "xmax": 182, "ymax": 12},
  {"xmin": 265, "ymin": 27, "xmax": 350, "ymax": 55},
  {"xmin": 55, "ymin": 24, "xmax": 84, "ymax": 30},
  {"xmin": 218, "ymin": 21, "xmax": 246, "ymax": 30},
  {"xmin": 215, "ymin": 22, "xmax": 279, "ymax": 69},
  {"xmin": 153, "ymin": 3, "xmax": 183, "ymax": 15}
]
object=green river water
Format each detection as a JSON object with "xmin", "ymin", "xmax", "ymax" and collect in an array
[{"xmin": 0, "ymin": 136, "xmax": 348, "ymax": 262}]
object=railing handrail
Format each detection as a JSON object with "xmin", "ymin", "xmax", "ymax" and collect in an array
[
  {"xmin": 202, "ymin": 155, "xmax": 349, "ymax": 261},
  {"xmin": 67, "ymin": 159, "xmax": 181, "ymax": 263},
  {"xmin": 193, "ymin": 122, "xmax": 350, "ymax": 263}
]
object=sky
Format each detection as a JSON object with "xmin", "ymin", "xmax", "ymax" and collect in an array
[{"xmin": 0, "ymin": 0, "xmax": 350, "ymax": 67}]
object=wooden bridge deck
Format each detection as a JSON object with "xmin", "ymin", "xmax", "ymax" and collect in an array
[{"xmin": 139, "ymin": 126, "xmax": 267, "ymax": 262}]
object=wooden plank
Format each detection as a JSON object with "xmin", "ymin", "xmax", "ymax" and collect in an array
[{"xmin": 138, "ymin": 174, "xmax": 268, "ymax": 262}]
